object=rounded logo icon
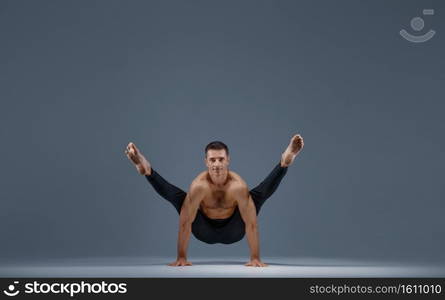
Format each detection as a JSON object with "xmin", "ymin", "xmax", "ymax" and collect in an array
[
  {"xmin": 400, "ymin": 9, "xmax": 435, "ymax": 43},
  {"xmin": 3, "ymin": 281, "xmax": 20, "ymax": 297}
]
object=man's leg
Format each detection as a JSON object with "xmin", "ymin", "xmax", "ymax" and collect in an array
[
  {"xmin": 126, "ymin": 142, "xmax": 186, "ymax": 213},
  {"xmin": 249, "ymin": 134, "xmax": 304, "ymax": 213},
  {"xmin": 145, "ymin": 170, "xmax": 186, "ymax": 213},
  {"xmin": 249, "ymin": 163, "xmax": 287, "ymax": 213}
]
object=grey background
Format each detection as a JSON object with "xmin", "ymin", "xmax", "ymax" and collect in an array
[{"xmin": 0, "ymin": 0, "xmax": 444, "ymax": 264}]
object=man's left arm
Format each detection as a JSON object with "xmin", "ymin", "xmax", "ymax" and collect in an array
[{"xmin": 235, "ymin": 184, "xmax": 268, "ymax": 267}]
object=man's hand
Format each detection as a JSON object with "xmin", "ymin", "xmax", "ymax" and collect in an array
[
  {"xmin": 168, "ymin": 257, "xmax": 193, "ymax": 267},
  {"xmin": 245, "ymin": 258, "xmax": 268, "ymax": 267}
]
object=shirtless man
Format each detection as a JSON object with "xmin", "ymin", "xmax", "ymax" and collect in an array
[{"xmin": 125, "ymin": 134, "xmax": 304, "ymax": 267}]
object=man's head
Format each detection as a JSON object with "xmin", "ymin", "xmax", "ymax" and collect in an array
[{"xmin": 205, "ymin": 141, "xmax": 230, "ymax": 176}]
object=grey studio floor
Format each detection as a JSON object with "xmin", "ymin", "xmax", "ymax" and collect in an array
[{"xmin": 1, "ymin": 257, "xmax": 445, "ymax": 278}]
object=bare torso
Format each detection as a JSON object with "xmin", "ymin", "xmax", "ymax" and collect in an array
[{"xmin": 194, "ymin": 170, "xmax": 246, "ymax": 219}]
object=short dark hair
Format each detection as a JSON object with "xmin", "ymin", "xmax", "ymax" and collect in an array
[{"xmin": 205, "ymin": 141, "xmax": 229, "ymax": 156}]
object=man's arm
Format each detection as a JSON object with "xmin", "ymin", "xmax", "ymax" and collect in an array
[
  {"xmin": 234, "ymin": 183, "xmax": 268, "ymax": 267},
  {"xmin": 168, "ymin": 182, "xmax": 204, "ymax": 267}
]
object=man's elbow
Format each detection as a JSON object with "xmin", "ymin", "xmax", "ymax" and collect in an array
[
  {"xmin": 179, "ymin": 218, "xmax": 192, "ymax": 230},
  {"xmin": 245, "ymin": 221, "xmax": 258, "ymax": 232}
]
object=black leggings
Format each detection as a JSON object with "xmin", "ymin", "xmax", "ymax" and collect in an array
[{"xmin": 145, "ymin": 163, "xmax": 287, "ymax": 244}]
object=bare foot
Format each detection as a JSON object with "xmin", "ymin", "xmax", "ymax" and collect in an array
[
  {"xmin": 281, "ymin": 134, "xmax": 304, "ymax": 167},
  {"xmin": 125, "ymin": 142, "xmax": 152, "ymax": 176}
]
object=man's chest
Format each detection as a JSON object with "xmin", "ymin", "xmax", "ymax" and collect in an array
[{"xmin": 201, "ymin": 190, "xmax": 236, "ymax": 209}]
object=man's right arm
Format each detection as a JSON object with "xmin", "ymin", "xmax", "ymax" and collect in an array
[{"xmin": 168, "ymin": 182, "xmax": 204, "ymax": 267}]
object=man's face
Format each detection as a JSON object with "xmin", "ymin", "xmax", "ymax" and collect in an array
[{"xmin": 205, "ymin": 149, "xmax": 230, "ymax": 175}]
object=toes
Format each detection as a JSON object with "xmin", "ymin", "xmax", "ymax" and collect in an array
[
  {"xmin": 127, "ymin": 143, "xmax": 134, "ymax": 152},
  {"xmin": 290, "ymin": 134, "xmax": 304, "ymax": 151},
  {"xmin": 125, "ymin": 149, "xmax": 133, "ymax": 159},
  {"xmin": 130, "ymin": 143, "xmax": 139, "ymax": 154},
  {"xmin": 125, "ymin": 143, "xmax": 135, "ymax": 155},
  {"xmin": 292, "ymin": 134, "xmax": 303, "ymax": 142}
]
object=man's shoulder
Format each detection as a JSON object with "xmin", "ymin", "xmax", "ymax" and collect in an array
[
  {"xmin": 228, "ymin": 171, "xmax": 248, "ymax": 188},
  {"xmin": 229, "ymin": 170, "xmax": 245, "ymax": 181},
  {"xmin": 190, "ymin": 171, "xmax": 210, "ymax": 189}
]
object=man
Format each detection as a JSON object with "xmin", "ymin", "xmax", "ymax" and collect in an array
[{"xmin": 125, "ymin": 134, "xmax": 304, "ymax": 267}]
